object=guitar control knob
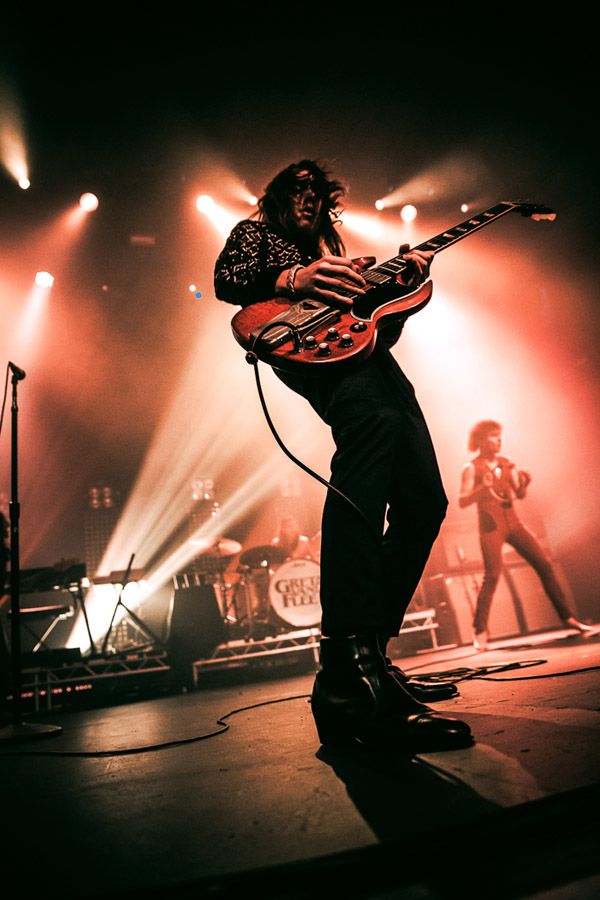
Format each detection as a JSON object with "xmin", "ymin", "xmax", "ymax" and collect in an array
[
  {"xmin": 350, "ymin": 321, "xmax": 367, "ymax": 332},
  {"xmin": 326, "ymin": 327, "xmax": 339, "ymax": 340},
  {"xmin": 304, "ymin": 335, "xmax": 317, "ymax": 348},
  {"xmin": 317, "ymin": 342, "xmax": 331, "ymax": 356},
  {"xmin": 339, "ymin": 333, "xmax": 354, "ymax": 347}
]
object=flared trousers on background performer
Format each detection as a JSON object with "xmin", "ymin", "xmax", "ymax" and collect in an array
[{"xmin": 473, "ymin": 505, "xmax": 572, "ymax": 634}]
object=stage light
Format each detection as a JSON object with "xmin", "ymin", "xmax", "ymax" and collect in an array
[
  {"xmin": 79, "ymin": 192, "xmax": 99, "ymax": 212},
  {"xmin": 35, "ymin": 271, "xmax": 55, "ymax": 288},
  {"xmin": 188, "ymin": 283, "xmax": 197, "ymax": 293},
  {"xmin": 376, "ymin": 154, "xmax": 490, "ymax": 213},
  {"xmin": 195, "ymin": 194, "xmax": 238, "ymax": 238},
  {"xmin": 461, "ymin": 203, "xmax": 469, "ymax": 213},
  {"xmin": 248, "ymin": 194, "xmax": 258, "ymax": 206},
  {"xmin": 375, "ymin": 199, "xmax": 384, "ymax": 211},
  {"xmin": 0, "ymin": 80, "xmax": 30, "ymax": 189},
  {"xmin": 342, "ymin": 211, "xmax": 387, "ymax": 241},
  {"xmin": 400, "ymin": 204, "xmax": 417, "ymax": 223},
  {"xmin": 196, "ymin": 194, "xmax": 214, "ymax": 213}
]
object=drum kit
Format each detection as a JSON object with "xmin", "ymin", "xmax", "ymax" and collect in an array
[{"xmin": 193, "ymin": 534, "xmax": 322, "ymax": 641}]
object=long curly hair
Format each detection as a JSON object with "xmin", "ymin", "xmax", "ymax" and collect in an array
[
  {"xmin": 468, "ymin": 420, "xmax": 502, "ymax": 452},
  {"xmin": 257, "ymin": 159, "xmax": 346, "ymax": 257}
]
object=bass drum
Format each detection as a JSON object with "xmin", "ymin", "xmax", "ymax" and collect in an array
[{"xmin": 268, "ymin": 558, "xmax": 321, "ymax": 629}]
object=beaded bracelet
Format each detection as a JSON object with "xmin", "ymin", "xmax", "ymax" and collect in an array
[{"xmin": 286, "ymin": 263, "xmax": 304, "ymax": 297}]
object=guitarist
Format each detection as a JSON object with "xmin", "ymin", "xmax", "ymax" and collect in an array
[{"xmin": 214, "ymin": 160, "xmax": 472, "ymax": 751}]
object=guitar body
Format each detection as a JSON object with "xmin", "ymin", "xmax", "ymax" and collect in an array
[
  {"xmin": 231, "ymin": 280, "xmax": 433, "ymax": 373},
  {"xmin": 229, "ymin": 200, "xmax": 555, "ymax": 374}
]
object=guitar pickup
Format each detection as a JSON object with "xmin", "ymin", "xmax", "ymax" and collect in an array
[{"xmin": 251, "ymin": 301, "xmax": 341, "ymax": 349}]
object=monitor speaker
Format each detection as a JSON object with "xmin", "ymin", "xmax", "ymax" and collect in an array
[
  {"xmin": 426, "ymin": 518, "xmax": 482, "ymax": 575},
  {"xmin": 167, "ymin": 585, "xmax": 225, "ymax": 688}
]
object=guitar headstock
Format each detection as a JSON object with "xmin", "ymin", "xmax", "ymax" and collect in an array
[{"xmin": 510, "ymin": 201, "xmax": 557, "ymax": 222}]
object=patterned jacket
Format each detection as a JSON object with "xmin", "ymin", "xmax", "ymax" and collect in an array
[{"xmin": 214, "ymin": 219, "xmax": 316, "ymax": 307}]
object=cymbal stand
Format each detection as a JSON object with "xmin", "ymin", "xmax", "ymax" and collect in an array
[{"xmin": 234, "ymin": 565, "xmax": 257, "ymax": 640}]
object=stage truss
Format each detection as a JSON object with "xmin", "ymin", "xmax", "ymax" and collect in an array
[{"xmin": 192, "ymin": 608, "xmax": 441, "ymax": 684}]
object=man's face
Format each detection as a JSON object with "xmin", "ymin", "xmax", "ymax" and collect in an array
[
  {"xmin": 289, "ymin": 170, "xmax": 323, "ymax": 235},
  {"xmin": 483, "ymin": 430, "xmax": 502, "ymax": 454}
]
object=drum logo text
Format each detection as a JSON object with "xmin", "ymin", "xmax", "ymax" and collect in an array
[{"xmin": 274, "ymin": 575, "xmax": 320, "ymax": 608}]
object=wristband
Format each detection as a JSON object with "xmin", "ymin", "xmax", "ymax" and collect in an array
[{"xmin": 286, "ymin": 263, "xmax": 304, "ymax": 297}]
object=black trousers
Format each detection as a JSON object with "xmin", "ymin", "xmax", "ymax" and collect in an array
[{"xmin": 276, "ymin": 345, "xmax": 448, "ymax": 638}]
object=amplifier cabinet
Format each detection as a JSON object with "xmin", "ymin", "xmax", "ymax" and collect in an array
[{"xmin": 424, "ymin": 560, "xmax": 574, "ymax": 646}]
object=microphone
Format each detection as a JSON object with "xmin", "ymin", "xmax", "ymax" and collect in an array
[{"xmin": 8, "ymin": 361, "xmax": 26, "ymax": 381}]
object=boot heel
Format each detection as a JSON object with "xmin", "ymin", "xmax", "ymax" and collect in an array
[
  {"xmin": 310, "ymin": 693, "xmax": 355, "ymax": 746},
  {"xmin": 313, "ymin": 712, "xmax": 354, "ymax": 747}
]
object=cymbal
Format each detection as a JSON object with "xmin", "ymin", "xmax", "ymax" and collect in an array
[
  {"xmin": 190, "ymin": 537, "xmax": 242, "ymax": 558},
  {"xmin": 211, "ymin": 538, "xmax": 242, "ymax": 557},
  {"xmin": 239, "ymin": 544, "xmax": 287, "ymax": 568}
]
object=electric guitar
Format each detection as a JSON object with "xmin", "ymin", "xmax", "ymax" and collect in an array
[{"xmin": 231, "ymin": 200, "xmax": 556, "ymax": 373}]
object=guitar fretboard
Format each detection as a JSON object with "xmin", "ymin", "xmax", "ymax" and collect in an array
[{"xmin": 365, "ymin": 201, "xmax": 519, "ymax": 287}]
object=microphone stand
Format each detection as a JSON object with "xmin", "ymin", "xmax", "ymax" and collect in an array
[
  {"xmin": 0, "ymin": 363, "xmax": 62, "ymax": 743},
  {"xmin": 100, "ymin": 553, "xmax": 164, "ymax": 655}
]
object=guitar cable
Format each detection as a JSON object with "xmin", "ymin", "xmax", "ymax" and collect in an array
[{"xmin": 245, "ymin": 322, "xmax": 382, "ymax": 545}]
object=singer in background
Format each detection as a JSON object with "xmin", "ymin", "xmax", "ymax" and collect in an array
[{"xmin": 459, "ymin": 420, "xmax": 595, "ymax": 650}]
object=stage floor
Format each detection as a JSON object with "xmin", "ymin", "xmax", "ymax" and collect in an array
[{"xmin": 1, "ymin": 628, "xmax": 599, "ymax": 899}]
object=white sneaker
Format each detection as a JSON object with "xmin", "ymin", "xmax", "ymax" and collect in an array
[
  {"xmin": 473, "ymin": 631, "xmax": 489, "ymax": 651},
  {"xmin": 564, "ymin": 617, "xmax": 600, "ymax": 637}
]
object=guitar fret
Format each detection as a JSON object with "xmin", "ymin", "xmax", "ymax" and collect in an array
[
  {"xmin": 365, "ymin": 202, "xmax": 524, "ymax": 287},
  {"xmin": 366, "ymin": 271, "xmax": 393, "ymax": 284},
  {"xmin": 337, "ymin": 285, "xmax": 360, "ymax": 298}
]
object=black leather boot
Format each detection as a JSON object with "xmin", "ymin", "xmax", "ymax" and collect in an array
[
  {"xmin": 378, "ymin": 635, "xmax": 459, "ymax": 702},
  {"xmin": 311, "ymin": 632, "xmax": 473, "ymax": 751},
  {"xmin": 384, "ymin": 656, "xmax": 459, "ymax": 701}
]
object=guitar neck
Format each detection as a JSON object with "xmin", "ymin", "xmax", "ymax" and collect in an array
[{"xmin": 364, "ymin": 201, "xmax": 523, "ymax": 287}]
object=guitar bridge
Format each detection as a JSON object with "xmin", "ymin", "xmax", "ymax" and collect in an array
[{"xmin": 251, "ymin": 301, "xmax": 341, "ymax": 349}]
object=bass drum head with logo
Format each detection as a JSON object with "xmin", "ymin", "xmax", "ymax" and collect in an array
[{"xmin": 268, "ymin": 558, "xmax": 321, "ymax": 628}]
